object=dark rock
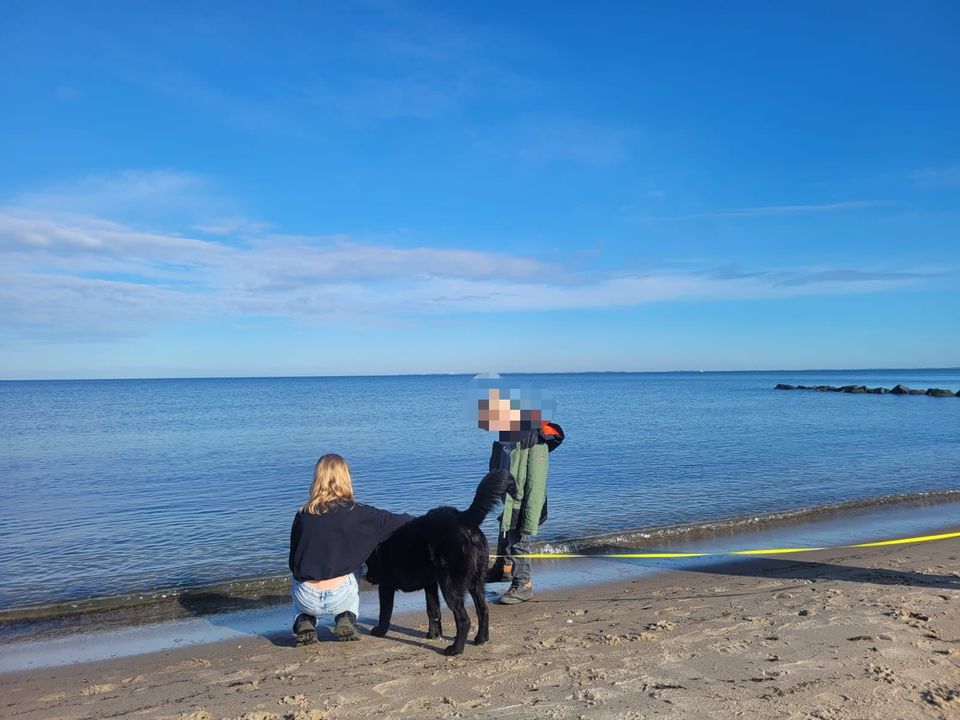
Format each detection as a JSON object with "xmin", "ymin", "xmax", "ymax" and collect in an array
[
  {"xmin": 839, "ymin": 385, "xmax": 867, "ymax": 393},
  {"xmin": 775, "ymin": 381, "xmax": 955, "ymax": 398}
]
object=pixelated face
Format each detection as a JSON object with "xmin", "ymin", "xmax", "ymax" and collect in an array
[
  {"xmin": 477, "ymin": 388, "xmax": 520, "ymax": 432},
  {"xmin": 472, "ymin": 378, "xmax": 555, "ymax": 433}
]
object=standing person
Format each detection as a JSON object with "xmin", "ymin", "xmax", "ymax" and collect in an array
[
  {"xmin": 288, "ymin": 453, "xmax": 413, "ymax": 643},
  {"xmin": 477, "ymin": 386, "xmax": 565, "ymax": 604}
]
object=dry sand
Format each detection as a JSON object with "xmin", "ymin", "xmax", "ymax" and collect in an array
[{"xmin": 3, "ymin": 536, "xmax": 960, "ymax": 720}]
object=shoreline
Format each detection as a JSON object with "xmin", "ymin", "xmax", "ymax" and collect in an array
[
  {"xmin": 4, "ymin": 498, "xmax": 960, "ymax": 674},
  {"xmin": 3, "ymin": 529, "xmax": 959, "ymax": 719},
  {"xmin": 4, "ymin": 490, "xmax": 960, "ymax": 636}
]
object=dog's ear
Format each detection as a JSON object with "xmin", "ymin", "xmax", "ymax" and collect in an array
[{"xmin": 505, "ymin": 476, "xmax": 518, "ymax": 499}]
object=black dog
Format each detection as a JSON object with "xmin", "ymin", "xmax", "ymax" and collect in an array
[{"xmin": 365, "ymin": 469, "xmax": 515, "ymax": 656}]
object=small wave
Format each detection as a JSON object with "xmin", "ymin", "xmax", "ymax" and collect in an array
[{"xmin": 533, "ymin": 489, "xmax": 960, "ymax": 554}]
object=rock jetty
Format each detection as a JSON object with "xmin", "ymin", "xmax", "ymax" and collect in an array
[{"xmin": 775, "ymin": 383, "xmax": 959, "ymax": 397}]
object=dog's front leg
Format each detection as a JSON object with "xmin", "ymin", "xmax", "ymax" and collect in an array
[
  {"xmin": 424, "ymin": 583, "xmax": 443, "ymax": 639},
  {"xmin": 371, "ymin": 584, "xmax": 395, "ymax": 637}
]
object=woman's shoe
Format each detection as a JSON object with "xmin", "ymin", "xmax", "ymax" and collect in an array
[
  {"xmin": 334, "ymin": 611, "xmax": 362, "ymax": 641},
  {"xmin": 293, "ymin": 613, "xmax": 317, "ymax": 645}
]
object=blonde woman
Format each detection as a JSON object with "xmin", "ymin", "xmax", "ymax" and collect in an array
[{"xmin": 289, "ymin": 454, "xmax": 413, "ymax": 643}]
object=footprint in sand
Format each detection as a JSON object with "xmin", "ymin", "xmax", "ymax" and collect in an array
[
  {"xmin": 920, "ymin": 684, "xmax": 960, "ymax": 710},
  {"xmin": 865, "ymin": 663, "xmax": 897, "ymax": 684}
]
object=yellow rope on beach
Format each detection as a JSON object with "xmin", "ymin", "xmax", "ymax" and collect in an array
[{"xmin": 497, "ymin": 530, "xmax": 960, "ymax": 560}]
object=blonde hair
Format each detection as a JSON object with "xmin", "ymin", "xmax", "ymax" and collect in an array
[{"xmin": 303, "ymin": 454, "xmax": 354, "ymax": 514}]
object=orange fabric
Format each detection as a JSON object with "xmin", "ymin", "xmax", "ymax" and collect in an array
[{"xmin": 540, "ymin": 421, "xmax": 560, "ymax": 436}]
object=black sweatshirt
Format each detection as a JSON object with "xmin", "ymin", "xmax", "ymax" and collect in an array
[{"xmin": 288, "ymin": 502, "xmax": 414, "ymax": 581}]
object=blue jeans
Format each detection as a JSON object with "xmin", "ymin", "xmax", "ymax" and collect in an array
[{"xmin": 291, "ymin": 574, "xmax": 359, "ymax": 619}]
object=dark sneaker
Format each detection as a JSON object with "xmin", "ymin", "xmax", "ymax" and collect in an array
[
  {"xmin": 497, "ymin": 581, "xmax": 533, "ymax": 604},
  {"xmin": 293, "ymin": 613, "xmax": 317, "ymax": 645},
  {"xmin": 334, "ymin": 611, "xmax": 362, "ymax": 641},
  {"xmin": 484, "ymin": 562, "xmax": 513, "ymax": 583}
]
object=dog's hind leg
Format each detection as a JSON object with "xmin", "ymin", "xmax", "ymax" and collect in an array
[
  {"xmin": 371, "ymin": 584, "xmax": 395, "ymax": 637},
  {"xmin": 469, "ymin": 579, "xmax": 489, "ymax": 645},
  {"xmin": 439, "ymin": 583, "xmax": 470, "ymax": 656},
  {"xmin": 424, "ymin": 582, "xmax": 443, "ymax": 639}
]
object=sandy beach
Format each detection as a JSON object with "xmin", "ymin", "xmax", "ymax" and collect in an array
[{"xmin": 3, "ymin": 533, "xmax": 959, "ymax": 720}]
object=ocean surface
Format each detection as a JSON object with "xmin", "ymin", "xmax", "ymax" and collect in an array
[{"xmin": 1, "ymin": 369, "xmax": 959, "ymax": 614}]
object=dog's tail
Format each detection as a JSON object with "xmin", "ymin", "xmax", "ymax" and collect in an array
[{"xmin": 461, "ymin": 469, "xmax": 515, "ymax": 528}]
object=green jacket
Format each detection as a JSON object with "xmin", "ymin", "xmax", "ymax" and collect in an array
[
  {"xmin": 499, "ymin": 442, "xmax": 549, "ymax": 535},
  {"xmin": 490, "ymin": 422, "xmax": 564, "ymax": 537}
]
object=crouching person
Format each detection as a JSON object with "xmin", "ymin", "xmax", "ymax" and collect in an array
[{"xmin": 288, "ymin": 453, "xmax": 413, "ymax": 644}]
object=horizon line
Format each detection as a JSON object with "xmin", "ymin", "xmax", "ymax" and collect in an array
[{"xmin": 2, "ymin": 366, "xmax": 959, "ymax": 383}]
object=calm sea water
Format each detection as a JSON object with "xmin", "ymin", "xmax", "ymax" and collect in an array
[{"xmin": 1, "ymin": 370, "xmax": 959, "ymax": 611}]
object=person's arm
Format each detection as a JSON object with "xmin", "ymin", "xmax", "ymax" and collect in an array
[{"xmin": 362, "ymin": 504, "xmax": 416, "ymax": 544}]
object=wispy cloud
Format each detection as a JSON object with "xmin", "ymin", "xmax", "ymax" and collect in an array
[
  {"xmin": 0, "ymin": 202, "xmax": 935, "ymax": 342},
  {"xmin": 714, "ymin": 200, "xmax": 888, "ymax": 217},
  {"xmin": 770, "ymin": 269, "xmax": 933, "ymax": 287},
  {"xmin": 7, "ymin": 170, "xmax": 253, "ymax": 239}
]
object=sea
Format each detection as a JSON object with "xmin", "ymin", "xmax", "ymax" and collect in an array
[{"xmin": 1, "ymin": 369, "xmax": 959, "ymax": 622}]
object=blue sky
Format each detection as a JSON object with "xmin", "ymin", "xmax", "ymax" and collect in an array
[{"xmin": 1, "ymin": 1, "xmax": 958, "ymax": 378}]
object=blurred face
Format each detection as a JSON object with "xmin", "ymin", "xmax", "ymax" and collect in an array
[{"xmin": 477, "ymin": 388, "xmax": 520, "ymax": 432}]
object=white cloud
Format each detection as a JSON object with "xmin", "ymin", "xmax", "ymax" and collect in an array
[{"xmin": 0, "ymin": 204, "xmax": 935, "ymax": 342}]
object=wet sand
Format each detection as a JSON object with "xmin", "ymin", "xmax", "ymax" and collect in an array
[{"xmin": 3, "ymin": 534, "xmax": 959, "ymax": 720}]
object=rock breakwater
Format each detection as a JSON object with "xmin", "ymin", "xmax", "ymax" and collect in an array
[{"xmin": 774, "ymin": 383, "xmax": 959, "ymax": 397}]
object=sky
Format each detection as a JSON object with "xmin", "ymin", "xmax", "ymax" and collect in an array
[{"xmin": 1, "ymin": 1, "xmax": 958, "ymax": 379}]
